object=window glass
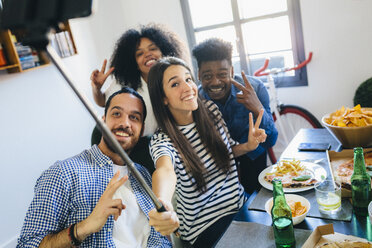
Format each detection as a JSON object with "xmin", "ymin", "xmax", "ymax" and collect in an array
[
  {"xmin": 195, "ymin": 26, "xmax": 238, "ymax": 57},
  {"xmin": 238, "ymin": 0, "xmax": 287, "ymax": 19},
  {"xmin": 181, "ymin": 0, "xmax": 307, "ymax": 87},
  {"xmin": 188, "ymin": 0, "xmax": 233, "ymax": 28},
  {"xmin": 232, "ymin": 56, "xmax": 241, "ymax": 73},
  {"xmin": 248, "ymin": 50, "xmax": 294, "ymax": 76},
  {"xmin": 242, "ymin": 16, "xmax": 292, "ymax": 55}
]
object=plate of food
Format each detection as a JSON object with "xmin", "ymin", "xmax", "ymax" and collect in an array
[{"xmin": 258, "ymin": 159, "xmax": 327, "ymax": 192}]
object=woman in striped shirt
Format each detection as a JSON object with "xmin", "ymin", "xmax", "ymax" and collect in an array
[{"xmin": 147, "ymin": 57, "xmax": 267, "ymax": 247}]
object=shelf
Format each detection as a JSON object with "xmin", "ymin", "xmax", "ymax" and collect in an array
[
  {"xmin": 0, "ymin": 63, "xmax": 20, "ymax": 71},
  {"xmin": 0, "ymin": 21, "xmax": 77, "ymax": 74},
  {"xmin": 23, "ymin": 63, "xmax": 50, "ymax": 72},
  {"xmin": 0, "ymin": 29, "xmax": 21, "ymax": 73}
]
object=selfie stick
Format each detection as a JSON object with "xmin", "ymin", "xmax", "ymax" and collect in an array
[
  {"xmin": 46, "ymin": 44, "xmax": 181, "ymax": 238},
  {"xmin": 45, "ymin": 45, "xmax": 166, "ymax": 212},
  {"xmin": 1, "ymin": 0, "xmax": 180, "ymax": 239}
]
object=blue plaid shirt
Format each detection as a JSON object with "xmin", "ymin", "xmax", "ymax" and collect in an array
[
  {"xmin": 17, "ymin": 145, "xmax": 172, "ymax": 248},
  {"xmin": 199, "ymin": 75, "xmax": 278, "ymax": 160}
]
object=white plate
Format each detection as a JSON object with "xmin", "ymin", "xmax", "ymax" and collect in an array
[{"xmin": 258, "ymin": 162, "xmax": 327, "ymax": 193}]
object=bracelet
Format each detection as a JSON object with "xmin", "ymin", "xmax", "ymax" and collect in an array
[{"xmin": 68, "ymin": 223, "xmax": 82, "ymax": 247}]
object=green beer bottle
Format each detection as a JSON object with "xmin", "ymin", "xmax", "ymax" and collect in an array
[
  {"xmin": 351, "ymin": 147, "xmax": 371, "ymax": 216},
  {"xmin": 271, "ymin": 180, "xmax": 296, "ymax": 248}
]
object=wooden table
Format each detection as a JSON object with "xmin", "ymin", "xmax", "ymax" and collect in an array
[{"xmin": 233, "ymin": 128, "xmax": 372, "ymax": 241}]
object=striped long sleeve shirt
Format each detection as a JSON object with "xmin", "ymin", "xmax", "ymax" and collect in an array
[{"xmin": 150, "ymin": 100, "xmax": 246, "ymax": 244}]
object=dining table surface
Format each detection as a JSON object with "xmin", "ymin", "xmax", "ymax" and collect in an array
[{"xmin": 228, "ymin": 128, "xmax": 372, "ymax": 245}]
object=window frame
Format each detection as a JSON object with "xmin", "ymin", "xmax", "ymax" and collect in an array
[{"xmin": 180, "ymin": 0, "xmax": 308, "ymax": 87}]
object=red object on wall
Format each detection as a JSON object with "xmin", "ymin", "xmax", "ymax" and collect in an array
[{"xmin": 0, "ymin": 44, "xmax": 8, "ymax": 66}]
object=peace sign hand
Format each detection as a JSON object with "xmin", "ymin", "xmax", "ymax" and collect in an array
[
  {"xmin": 77, "ymin": 171, "xmax": 127, "ymax": 240},
  {"xmin": 231, "ymin": 71, "xmax": 263, "ymax": 117},
  {"xmin": 245, "ymin": 109, "xmax": 267, "ymax": 151},
  {"xmin": 90, "ymin": 59, "xmax": 115, "ymax": 90}
]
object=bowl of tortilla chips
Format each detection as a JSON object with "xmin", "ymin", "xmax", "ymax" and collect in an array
[
  {"xmin": 265, "ymin": 194, "xmax": 310, "ymax": 225},
  {"xmin": 322, "ymin": 105, "xmax": 372, "ymax": 148}
]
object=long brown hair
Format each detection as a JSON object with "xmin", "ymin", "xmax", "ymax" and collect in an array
[{"xmin": 148, "ymin": 57, "xmax": 230, "ymax": 192}]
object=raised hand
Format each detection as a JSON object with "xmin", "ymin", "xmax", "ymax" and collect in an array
[
  {"xmin": 90, "ymin": 59, "xmax": 115, "ymax": 90},
  {"xmin": 77, "ymin": 171, "xmax": 127, "ymax": 240},
  {"xmin": 231, "ymin": 71, "xmax": 263, "ymax": 117},
  {"xmin": 246, "ymin": 109, "xmax": 267, "ymax": 151},
  {"xmin": 148, "ymin": 198, "xmax": 179, "ymax": 236}
]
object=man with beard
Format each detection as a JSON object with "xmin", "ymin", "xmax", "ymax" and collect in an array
[
  {"xmin": 192, "ymin": 38, "xmax": 278, "ymax": 194},
  {"xmin": 17, "ymin": 87, "xmax": 177, "ymax": 248}
]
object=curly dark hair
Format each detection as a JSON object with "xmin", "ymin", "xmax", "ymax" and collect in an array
[
  {"xmin": 192, "ymin": 38, "xmax": 233, "ymax": 68},
  {"xmin": 110, "ymin": 23, "xmax": 188, "ymax": 91}
]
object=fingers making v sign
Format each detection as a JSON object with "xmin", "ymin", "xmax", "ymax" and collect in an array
[
  {"xmin": 231, "ymin": 71, "xmax": 263, "ymax": 117},
  {"xmin": 81, "ymin": 171, "xmax": 127, "ymax": 235},
  {"xmin": 90, "ymin": 59, "xmax": 115, "ymax": 90},
  {"xmin": 246, "ymin": 109, "xmax": 267, "ymax": 151}
]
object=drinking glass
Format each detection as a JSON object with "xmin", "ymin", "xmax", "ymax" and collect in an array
[{"xmin": 314, "ymin": 180, "xmax": 341, "ymax": 214}]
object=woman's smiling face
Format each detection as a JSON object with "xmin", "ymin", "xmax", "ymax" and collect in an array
[
  {"xmin": 162, "ymin": 65, "xmax": 198, "ymax": 124},
  {"xmin": 135, "ymin": 37, "xmax": 163, "ymax": 81}
]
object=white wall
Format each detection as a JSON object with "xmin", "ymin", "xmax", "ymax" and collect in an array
[
  {"xmin": 88, "ymin": 0, "xmax": 127, "ymax": 63},
  {"xmin": 1, "ymin": 0, "xmax": 372, "ymax": 246},
  {"xmin": 118, "ymin": 0, "xmax": 188, "ymax": 42},
  {"xmin": 278, "ymin": 0, "xmax": 372, "ymax": 120},
  {"xmin": 0, "ymin": 11, "xmax": 104, "ymax": 248}
]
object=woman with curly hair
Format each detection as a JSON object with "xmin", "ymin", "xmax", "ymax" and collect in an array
[
  {"xmin": 91, "ymin": 23, "xmax": 188, "ymax": 136},
  {"xmin": 147, "ymin": 57, "xmax": 266, "ymax": 247},
  {"xmin": 90, "ymin": 24, "xmax": 188, "ymax": 175}
]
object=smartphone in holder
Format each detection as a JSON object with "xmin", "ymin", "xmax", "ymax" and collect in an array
[{"xmin": 298, "ymin": 142, "xmax": 331, "ymax": 151}]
